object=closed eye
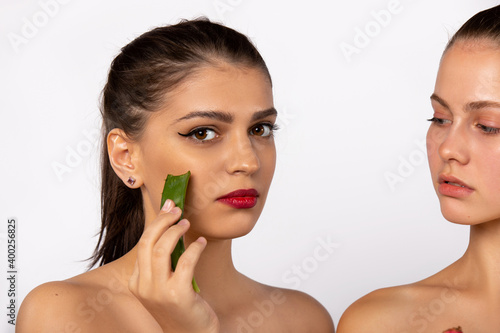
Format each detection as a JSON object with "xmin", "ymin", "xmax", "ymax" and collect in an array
[
  {"xmin": 477, "ymin": 124, "xmax": 500, "ymax": 134},
  {"xmin": 427, "ymin": 117, "xmax": 451, "ymax": 125}
]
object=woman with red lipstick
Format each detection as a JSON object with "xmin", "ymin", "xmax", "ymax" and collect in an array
[
  {"xmin": 337, "ymin": 5, "xmax": 500, "ymax": 333},
  {"xmin": 16, "ymin": 18, "xmax": 334, "ymax": 333}
]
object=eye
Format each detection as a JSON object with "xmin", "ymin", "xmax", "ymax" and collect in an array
[
  {"xmin": 250, "ymin": 123, "xmax": 277, "ymax": 137},
  {"xmin": 427, "ymin": 117, "xmax": 451, "ymax": 125},
  {"xmin": 178, "ymin": 128, "xmax": 217, "ymax": 141},
  {"xmin": 477, "ymin": 124, "xmax": 500, "ymax": 135}
]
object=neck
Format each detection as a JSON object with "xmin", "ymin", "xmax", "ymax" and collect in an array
[
  {"xmin": 186, "ymin": 233, "xmax": 237, "ymax": 283},
  {"xmin": 184, "ymin": 233, "xmax": 247, "ymax": 309},
  {"xmin": 459, "ymin": 220, "xmax": 500, "ymax": 293}
]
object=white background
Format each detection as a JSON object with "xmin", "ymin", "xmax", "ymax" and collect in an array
[{"xmin": 2, "ymin": 0, "xmax": 498, "ymax": 331}]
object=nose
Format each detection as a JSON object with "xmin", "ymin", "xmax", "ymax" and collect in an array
[
  {"xmin": 224, "ymin": 133, "xmax": 260, "ymax": 175},
  {"xmin": 434, "ymin": 123, "xmax": 470, "ymax": 165}
]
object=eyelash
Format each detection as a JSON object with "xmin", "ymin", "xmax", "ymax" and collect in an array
[
  {"xmin": 178, "ymin": 122, "xmax": 279, "ymax": 142},
  {"xmin": 251, "ymin": 123, "xmax": 280, "ymax": 137},
  {"xmin": 427, "ymin": 117, "xmax": 500, "ymax": 135},
  {"xmin": 427, "ymin": 117, "xmax": 450, "ymax": 125},
  {"xmin": 477, "ymin": 124, "xmax": 500, "ymax": 135}
]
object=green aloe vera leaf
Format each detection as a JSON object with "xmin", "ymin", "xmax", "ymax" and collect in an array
[{"xmin": 160, "ymin": 171, "xmax": 200, "ymax": 293}]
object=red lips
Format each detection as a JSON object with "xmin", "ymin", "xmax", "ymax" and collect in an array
[{"xmin": 217, "ymin": 189, "xmax": 259, "ymax": 209}]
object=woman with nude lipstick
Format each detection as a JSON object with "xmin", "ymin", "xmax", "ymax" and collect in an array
[
  {"xmin": 338, "ymin": 5, "xmax": 500, "ymax": 332},
  {"xmin": 16, "ymin": 19, "xmax": 334, "ymax": 332}
]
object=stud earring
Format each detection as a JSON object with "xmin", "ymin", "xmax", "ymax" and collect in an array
[{"xmin": 127, "ymin": 177, "xmax": 136, "ymax": 186}]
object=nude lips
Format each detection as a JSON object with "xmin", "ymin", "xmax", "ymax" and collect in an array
[
  {"xmin": 216, "ymin": 189, "xmax": 259, "ymax": 209},
  {"xmin": 438, "ymin": 175, "xmax": 474, "ymax": 198}
]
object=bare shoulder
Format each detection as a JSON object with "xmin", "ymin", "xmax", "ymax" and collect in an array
[
  {"xmin": 336, "ymin": 285, "xmax": 409, "ymax": 332},
  {"xmin": 273, "ymin": 287, "xmax": 335, "ymax": 333},
  {"xmin": 17, "ymin": 279, "xmax": 90, "ymax": 332},
  {"xmin": 17, "ymin": 266, "xmax": 129, "ymax": 333},
  {"xmin": 337, "ymin": 280, "xmax": 459, "ymax": 333}
]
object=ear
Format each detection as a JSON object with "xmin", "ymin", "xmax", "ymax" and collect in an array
[{"xmin": 107, "ymin": 128, "xmax": 142, "ymax": 188}]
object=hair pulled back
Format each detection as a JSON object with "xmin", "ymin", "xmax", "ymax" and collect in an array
[
  {"xmin": 446, "ymin": 5, "xmax": 500, "ymax": 52},
  {"xmin": 90, "ymin": 18, "xmax": 271, "ymax": 268}
]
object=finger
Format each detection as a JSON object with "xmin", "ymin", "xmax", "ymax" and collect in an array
[
  {"xmin": 171, "ymin": 237, "xmax": 207, "ymax": 287},
  {"xmin": 139, "ymin": 200, "xmax": 179, "ymax": 249},
  {"xmin": 136, "ymin": 200, "xmax": 181, "ymax": 281},
  {"xmin": 151, "ymin": 219, "xmax": 190, "ymax": 281}
]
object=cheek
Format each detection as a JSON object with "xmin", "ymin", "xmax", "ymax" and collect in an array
[
  {"xmin": 257, "ymin": 144, "xmax": 277, "ymax": 189},
  {"xmin": 141, "ymin": 145, "xmax": 204, "ymax": 211},
  {"xmin": 263, "ymin": 145, "xmax": 276, "ymax": 170},
  {"xmin": 140, "ymin": 149, "xmax": 176, "ymax": 208},
  {"xmin": 426, "ymin": 125, "xmax": 446, "ymax": 153},
  {"xmin": 476, "ymin": 149, "xmax": 500, "ymax": 188},
  {"xmin": 426, "ymin": 129, "xmax": 441, "ymax": 174},
  {"xmin": 183, "ymin": 160, "xmax": 223, "ymax": 217}
]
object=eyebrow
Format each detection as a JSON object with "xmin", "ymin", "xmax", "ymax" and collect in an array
[
  {"xmin": 175, "ymin": 111, "xmax": 233, "ymax": 123},
  {"xmin": 251, "ymin": 107, "xmax": 278, "ymax": 121},
  {"xmin": 174, "ymin": 107, "xmax": 278, "ymax": 123},
  {"xmin": 430, "ymin": 93, "xmax": 449, "ymax": 109},
  {"xmin": 430, "ymin": 93, "xmax": 500, "ymax": 112},
  {"xmin": 465, "ymin": 100, "xmax": 500, "ymax": 112}
]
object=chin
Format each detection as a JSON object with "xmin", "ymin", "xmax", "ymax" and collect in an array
[
  {"xmin": 218, "ymin": 228, "xmax": 254, "ymax": 240},
  {"xmin": 188, "ymin": 216, "xmax": 259, "ymax": 240},
  {"xmin": 191, "ymin": 227, "xmax": 255, "ymax": 242},
  {"xmin": 188, "ymin": 204, "xmax": 263, "ymax": 236},
  {"xmin": 440, "ymin": 206, "xmax": 491, "ymax": 226}
]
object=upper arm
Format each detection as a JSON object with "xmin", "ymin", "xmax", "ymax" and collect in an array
[{"xmin": 17, "ymin": 281, "xmax": 85, "ymax": 333}]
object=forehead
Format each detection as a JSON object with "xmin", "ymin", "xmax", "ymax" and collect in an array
[
  {"xmin": 157, "ymin": 64, "xmax": 273, "ymax": 119},
  {"xmin": 435, "ymin": 42, "xmax": 500, "ymax": 103}
]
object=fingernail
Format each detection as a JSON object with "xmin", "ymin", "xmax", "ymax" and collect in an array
[
  {"xmin": 169, "ymin": 207, "xmax": 181, "ymax": 215},
  {"xmin": 161, "ymin": 199, "xmax": 174, "ymax": 212},
  {"xmin": 177, "ymin": 219, "xmax": 188, "ymax": 226}
]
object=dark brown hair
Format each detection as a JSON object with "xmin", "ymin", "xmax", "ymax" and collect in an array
[
  {"xmin": 90, "ymin": 18, "xmax": 271, "ymax": 268},
  {"xmin": 445, "ymin": 5, "xmax": 500, "ymax": 52}
]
